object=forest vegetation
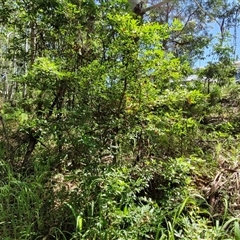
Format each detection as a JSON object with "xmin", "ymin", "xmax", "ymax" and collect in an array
[{"xmin": 1, "ymin": 0, "xmax": 240, "ymax": 239}]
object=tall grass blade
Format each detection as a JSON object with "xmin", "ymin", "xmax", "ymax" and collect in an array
[
  {"xmin": 222, "ymin": 218, "xmax": 239, "ymax": 231},
  {"xmin": 222, "ymin": 198, "xmax": 228, "ymax": 222},
  {"xmin": 63, "ymin": 202, "xmax": 77, "ymax": 219},
  {"xmin": 49, "ymin": 227, "xmax": 68, "ymax": 240},
  {"xmin": 77, "ymin": 215, "xmax": 83, "ymax": 232},
  {"xmin": 167, "ymin": 221, "xmax": 175, "ymax": 240},
  {"xmin": 173, "ymin": 196, "xmax": 189, "ymax": 225},
  {"xmin": 234, "ymin": 221, "xmax": 240, "ymax": 240}
]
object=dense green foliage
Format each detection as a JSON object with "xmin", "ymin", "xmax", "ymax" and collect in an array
[{"xmin": 0, "ymin": 0, "xmax": 240, "ymax": 239}]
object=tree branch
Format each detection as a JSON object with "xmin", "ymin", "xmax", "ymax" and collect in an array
[{"xmin": 141, "ymin": 0, "xmax": 174, "ymax": 14}]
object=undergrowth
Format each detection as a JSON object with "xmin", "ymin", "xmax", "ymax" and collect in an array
[{"xmin": 1, "ymin": 84, "xmax": 240, "ymax": 239}]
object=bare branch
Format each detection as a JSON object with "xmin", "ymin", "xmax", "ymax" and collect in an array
[
  {"xmin": 141, "ymin": 0, "xmax": 174, "ymax": 14},
  {"xmin": 129, "ymin": 0, "xmax": 174, "ymax": 16}
]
